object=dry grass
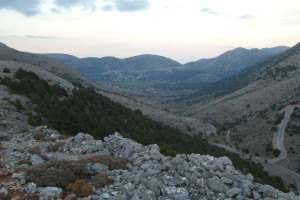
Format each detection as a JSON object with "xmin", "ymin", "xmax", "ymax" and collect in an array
[
  {"xmin": 66, "ymin": 180, "xmax": 93, "ymax": 197},
  {"xmin": 94, "ymin": 173, "xmax": 113, "ymax": 188},
  {"xmin": 25, "ymin": 160, "xmax": 89, "ymax": 188},
  {"xmin": 33, "ymin": 132, "xmax": 46, "ymax": 141},
  {"xmin": 18, "ymin": 160, "xmax": 32, "ymax": 165},
  {"xmin": 82, "ymin": 155, "xmax": 130, "ymax": 170},
  {"xmin": 27, "ymin": 145, "xmax": 41, "ymax": 155},
  {"xmin": 47, "ymin": 142, "xmax": 65, "ymax": 152}
]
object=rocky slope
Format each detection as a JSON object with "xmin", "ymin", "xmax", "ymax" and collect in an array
[{"xmin": 1, "ymin": 126, "xmax": 299, "ymax": 199}]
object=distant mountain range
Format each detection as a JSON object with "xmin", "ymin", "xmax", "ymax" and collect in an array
[
  {"xmin": 34, "ymin": 46, "xmax": 289, "ymax": 92},
  {"xmin": 180, "ymin": 46, "xmax": 289, "ymax": 81}
]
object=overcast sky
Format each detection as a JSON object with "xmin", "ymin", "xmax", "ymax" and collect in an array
[{"xmin": 0, "ymin": 0, "xmax": 299, "ymax": 63}]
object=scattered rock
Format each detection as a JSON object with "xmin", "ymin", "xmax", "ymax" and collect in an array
[{"xmin": 0, "ymin": 129, "xmax": 299, "ymax": 200}]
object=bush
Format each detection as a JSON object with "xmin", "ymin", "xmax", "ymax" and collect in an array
[
  {"xmin": 2, "ymin": 68, "xmax": 11, "ymax": 73},
  {"xmin": 94, "ymin": 173, "xmax": 113, "ymax": 188},
  {"xmin": 271, "ymin": 127, "xmax": 278, "ymax": 132},
  {"xmin": 0, "ymin": 145, "xmax": 6, "ymax": 150},
  {"xmin": 82, "ymin": 155, "xmax": 130, "ymax": 170},
  {"xmin": 0, "ymin": 193, "xmax": 12, "ymax": 200},
  {"xmin": 18, "ymin": 160, "xmax": 32, "ymax": 165},
  {"xmin": 9, "ymin": 99, "xmax": 25, "ymax": 112},
  {"xmin": 66, "ymin": 180, "xmax": 93, "ymax": 197},
  {"xmin": 266, "ymin": 143, "xmax": 273, "ymax": 152},
  {"xmin": 33, "ymin": 133, "xmax": 46, "ymax": 141},
  {"xmin": 27, "ymin": 145, "xmax": 41, "ymax": 155},
  {"xmin": 47, "ymin": 142, "xmax": 65, "ymax": 152},
  {"xmin": 25, "ymin": 160, "xmax": 89, "ymax": 188},
  {"xmin": 272, "ymin": 149, "xmax": 281, "ymax": 157}
]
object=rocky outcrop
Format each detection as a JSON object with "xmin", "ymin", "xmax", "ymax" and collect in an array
[{"xmin": 0, "ymin": 127, "xmax": 299, "ymax": 200}]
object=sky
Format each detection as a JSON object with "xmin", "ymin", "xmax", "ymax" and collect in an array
[{"xmin": 0, "ymin": 0, "xmax": 299, "ymax": 63}]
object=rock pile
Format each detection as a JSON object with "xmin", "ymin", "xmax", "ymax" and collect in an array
[{"xmin": 0, "ymin": 127, "xmax": 299, "ymax": 200}]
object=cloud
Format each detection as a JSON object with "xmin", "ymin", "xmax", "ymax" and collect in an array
[
  {"xmin": 26, "ymin": 35, "xmax": 57, "ymax": 39},
  {"xmin": 102, "ymin": 0, "xmax": 150, "ymax": 12},
  {"xmin": 239, "ymin": 14, "xmax": 254, "ymax": 19},
  {"xmin": 54, "ymin": 0, "xmax": 96, "ymax": 11},
  {"xmin": 0, "ymin": 0, "xmax": 42, "ymax": 16},
  {"xmin": 101, "ymin": 4, "xmax": 114, "ymax": 11},
  {"xmin": 201, "ymin": 8, "xmax": 218, "ymax": 16},
  {"xmin": 0, "ymin": 0, "xmax": 150, "ymax": 16}
]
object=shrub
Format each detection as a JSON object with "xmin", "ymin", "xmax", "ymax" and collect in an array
[
  {"xmin": 47, "ymin": 142, "xmax": 65, "ymax": 152},
  {"xmin": 2, "ymin": 68, "xmax": 11, "ymax": 73},
  {"xmin": 0, "ymin": 145, "xmax": 6, "ymax": 150},
  {"xmin": 9, "ymin": 99, "xmax": 25, "ymax": 112},
  {"xmin": 18, "ymin": 159, "xmax": 32, "ymax": 165},
  {"xmin": 83, "ymin": 155, "xmax": 130, "ymax": 170},
  {"xmin": 58, "ymin": 135, "xmax": 71, "ymax": 140},
  {"xmin": 266, "ymin": 143, "xmax": 273, "ymax": 152},
  {"xmin": 27, "ymin": 145, "xmax": 41, "ymax": 155},
  {"xmin": 25, "ymin": 160, "xmax": 89, "ymax": 188},
  {"xmin": 271, "ymin": 127, "xmax": 278, "ymax": 132},
  {"xmin": 66, "ymin": 180, "xmax": 93, "ymax": 197},
  {"xmin": 33, "ymin": 132, "xmax": 46, "ymax": 141},
  {"xmin": 94, "ymin": 173, "xmax": 113, "ymax": 188},
  {"xmin": 272, "ymin": 149, "xmax": 281, "ymax": 157},
  {"xmin": 0, "ymin": 193, "xmax": 12, "ymax": 200}
]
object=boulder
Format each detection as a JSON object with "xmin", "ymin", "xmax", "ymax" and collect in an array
[
  {"xmin": 206, "ymin": 176, "xmax": 230, "ymax": 193},
  {"xmin": 30, "ymin": 154, "xmax": 44, "ymax": 166},
  {"xmin": 226, "ymin": 188, "xmax": 241, "ymax": 197}
]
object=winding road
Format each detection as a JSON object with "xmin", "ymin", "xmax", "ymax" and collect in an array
[
  {"xmin": 270, "ymin": 105, "xmax": 300, "ymax": 194},
  {"xmin": 269, "ymin": 105, "xmax": 296, "ymax": 164},
  {"xmin": 213, "ymin": 105, "xmax": 300, "ymax": 194}
]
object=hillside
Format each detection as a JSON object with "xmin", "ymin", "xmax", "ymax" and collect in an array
[
  {"xmin": 176, "ymin": 42, "xmax": 300, "ymax": 175},
  {"xmin": 181, "ymin": 46, "xmax": 288, "ymax": 81},
  {"xmin": 0, "ymin": 44, "xmax": 212, "ymax": 134},
  {"xmin": 189, "ymin": 44, "xmax": 298, "ymax": 98},
  {"xmin": 0, "ymin": 45, "xmax": 93, "ymax": 85},
  {"xmin": 1, "ymin": 60, "xmax": 298, "ymax": 199}
]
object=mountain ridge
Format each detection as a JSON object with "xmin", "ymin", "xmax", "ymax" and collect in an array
[{"xmin": 24, "ymin": 44, "xmax": 289, "ymax": 100}]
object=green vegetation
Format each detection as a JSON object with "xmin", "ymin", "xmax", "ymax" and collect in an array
[
  {"xmin": 274, "ymin": 112, "xmax": 285, "ymax": 124},
  {"xmin": 265, "ymin": 143, "xmax": 281, "ymax": 157},
  {"xmin": 291, "ymin": 107, "xmax": 300, "ymax": 120},
  {"xmin": 25, "ymin": 160, "xmax": 89, "ymax": 188},
  {"xmin": 2, "ymin": 67, "xmax": 11, "ymax": 73},
  {"xmin": 0, "ymin": 68, "xmax": 288, "ymax": 192},
  {"xmin": 272, "ymin": 149, "xmax": 281, "ymax": 157},
  {"xmin": 286, "ymin": 107, "xmax": 300, "ymax": 136},
  {"xmin": 266, "ymin": 143, "xmax": 273, "ymax": 152},
  {"xmin": 8, "ymin": 99, "xmax": 25, "ymax": 112}
]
